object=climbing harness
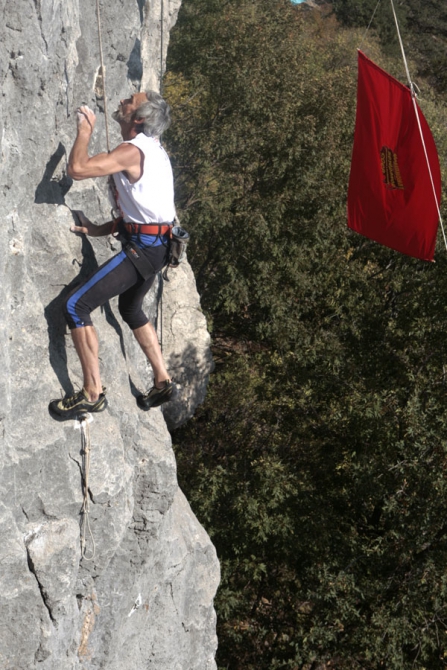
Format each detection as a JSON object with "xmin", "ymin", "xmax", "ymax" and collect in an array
[
  {"xmin": 78, "ymin": 415, "xmax": 96, "ymax": 561},
  {"xmin": 110, "ymin": 215, "xmax": 190, "ymax": 281},
  {"xmin": 123, "ymin": 222, "xmax": 172, "ymax": 236},
  {"xmin": 110, "ymin": 216, "xmax": 172, "ymax": 279}
]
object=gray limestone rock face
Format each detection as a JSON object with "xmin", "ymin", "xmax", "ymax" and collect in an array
[
  {"xmin": 0, "ymin": 1, "xmax": 219, "ymax": 669},
  {"xmin": 161, "ymin": 261, "xmax": 214, "ymax": 430}
]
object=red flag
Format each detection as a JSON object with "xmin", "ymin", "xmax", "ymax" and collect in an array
[{"xmin": 347, "ymin": 50, "xmax": 441, "ymax": 261}]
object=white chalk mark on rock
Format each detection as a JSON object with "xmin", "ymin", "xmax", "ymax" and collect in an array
[{"xmin": 128, "ymin": 593, "xmax": 142, "ymax": 617}]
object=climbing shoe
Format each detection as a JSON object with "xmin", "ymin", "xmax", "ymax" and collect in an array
[
  {"xmin": 48, "ymin": 387, "xmax": 108, "ymax": 421},
  {"xmin": 137, "ymin": 380, "xmax": 177, "ymax": 411}
]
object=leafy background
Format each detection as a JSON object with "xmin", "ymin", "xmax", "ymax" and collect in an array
[{"xmin": 164, "ymin": 1, "xmax": 447, "ymax": 667}]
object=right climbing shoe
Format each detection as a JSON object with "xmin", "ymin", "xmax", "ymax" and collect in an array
[
  {"xmin": 137, "ymin": 380, "xmax": 177, "ymax": 411},
  {"xmin": 48, "ymin": 387, "xmax": 108, "ymax": 421}
]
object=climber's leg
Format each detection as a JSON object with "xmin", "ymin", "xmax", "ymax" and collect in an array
[
  {"xmin": 71, "ymin": 326, "xmax": 102, "ymax": 401},
  {"xmin": 132, "ymin": 322, "xmax": 170, "ymax": 385}
]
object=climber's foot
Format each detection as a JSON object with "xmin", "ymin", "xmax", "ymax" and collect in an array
[
  {"xmin": 137, "ymin": 380, "xmax": 177, "ymax": 411},
  {"xmin": 49, "ymin": 387, "xmax": 108, "ymax": 421}
]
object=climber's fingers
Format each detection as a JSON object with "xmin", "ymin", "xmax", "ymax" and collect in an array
[
  {"xmin": 70, "ymin": 210, "xmax": 94, "ymax": 236},
  {"xmin": 70, "ymin": 225, "xmax": 90, "ymax": 235},
  {"xmin": 76, "ymin": 105, "xmax": 96, "ymax": 132}
]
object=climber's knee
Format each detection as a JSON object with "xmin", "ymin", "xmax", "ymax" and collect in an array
[
  {"xmin": 118, "ymin": 301, "xmax": 148, "ymax": 330},
  {"xmin": 64, "ymin": 291, "xmax": 94, "ymax": 329}
]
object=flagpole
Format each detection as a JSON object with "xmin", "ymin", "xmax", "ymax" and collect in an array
[{"xmin": 389, "ymin": 0, "xmax": 447, "ymax": 252}]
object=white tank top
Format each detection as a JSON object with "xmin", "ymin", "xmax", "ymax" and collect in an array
[{"xmin": 113, "ymin": 134, "xmax": 175, "ymax": 224}]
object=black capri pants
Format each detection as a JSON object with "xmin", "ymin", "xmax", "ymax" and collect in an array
[{"xmin": 64, "ymin": 242, "xmax": 168, "ymax": 331}]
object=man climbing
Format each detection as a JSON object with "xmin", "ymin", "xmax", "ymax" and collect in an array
[{"xmin": 49, "ymin": 91, "xmax": 177, "ymax": 421}]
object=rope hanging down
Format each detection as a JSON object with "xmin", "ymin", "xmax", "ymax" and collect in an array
[
  {"xmin": 160, "ymin": 0, "xmax": 164, "ymax": 95},
  {"xmin": 96, "ymin": 0, "xmax": 111, "ymax": 153},
  {"xmin": 80, "ymin": 417, "xmax": 96, "ymax": 561},
  {"xmin": 388, "ymin": 0, "xmax": 447, "ymax": 251}
]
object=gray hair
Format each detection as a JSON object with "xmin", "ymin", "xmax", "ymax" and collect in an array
[{"xmin": 133, "ymin": 91, "xmax": 171, "ymax": 137}]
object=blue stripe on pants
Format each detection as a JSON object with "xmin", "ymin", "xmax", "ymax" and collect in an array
[{"xmin": 66, "ymin": 251, "xmax": 127, "ymax": 328}]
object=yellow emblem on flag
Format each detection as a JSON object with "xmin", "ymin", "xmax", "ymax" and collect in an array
[{"xmin": 381, "ymin": 146, "xmax": 404, "ymax": 190}]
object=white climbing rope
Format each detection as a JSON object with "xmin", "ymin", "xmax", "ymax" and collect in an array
[
  {"xmin": 95, "ymin": 0, "xmax": 122, "ymax": 216},
  {"xmin": 160, "ymin": 0, "xmax": 165, "ymax": 95},
  {"xmin": 389, "ymin": 0, "xmax": 447, "ymax": 251},
  {"xmin": 79, "ymin": 416, "xmax": 96, "ymax": 561},
  {"xmin": 96, "ymin": 0, "xmax": 111, "ymax": 153}
]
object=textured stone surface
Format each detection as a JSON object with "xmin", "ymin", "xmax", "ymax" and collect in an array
[
  {"xmin": 0, "ymin": 1, "xmax": 219, "ymax": 668},
  {"xmin": 141, "ymin": 0, "xmax": 182, "ymax": 91},
  {"xmin": 161, "ymin": 261, "xmax": 214, "ymax": 430}
]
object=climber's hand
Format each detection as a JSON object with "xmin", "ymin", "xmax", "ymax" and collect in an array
[
  {"xmin": 70, "ymin": 210, "xmax": 95, "ymax": 236},
  {"xmin": 76, "ymin": 105, "xmax": 96, "ymax": 133}
]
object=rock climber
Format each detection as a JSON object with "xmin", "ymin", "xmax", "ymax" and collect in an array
[{"xmin": 49, "ymin": 91, "xmax": 177, "ymax": 421}]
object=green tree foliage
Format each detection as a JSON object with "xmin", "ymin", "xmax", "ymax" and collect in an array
[
  {"xmin": 166, "ymin": 0, "xmax": 359, "ymax": 349},
  {"xmin": 165, "ymin": 0, "xmax": 447, "ymax": 667},
  {"xmin": 332, "ymin": 0, "xmax": 447, "ymax": 94}
]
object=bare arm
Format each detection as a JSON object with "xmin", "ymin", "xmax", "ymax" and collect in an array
[
  {"xmin": 67, "ymin": 106, "xmax": 142, "ymax": 180},
  {"xmin": 70, "ymin": 211, "xmax": 116, "ymax": 237}
]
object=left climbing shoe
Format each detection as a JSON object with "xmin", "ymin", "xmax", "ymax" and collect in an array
[
  {"xmin": 48, "ymin": 387, "xmax": 108, "ymax": 421},
  {"xmin": 137, "ymin": 380, "xmax": 177, "ymax": 410}
]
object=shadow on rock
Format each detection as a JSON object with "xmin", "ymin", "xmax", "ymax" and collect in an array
[
  {"xmin": 127, "ymin": 374, "xmax": 142, "ymax": 399},
  {"xmin": 35, "ymin": 142, "xmax": 73, "ymax": 205},
  {"xmin": 163, "ymin": 341, "xmax": 214, "ymax": 431}
]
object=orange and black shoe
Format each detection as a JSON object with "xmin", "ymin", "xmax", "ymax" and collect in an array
[
  {"xmin": 137, "ymin": 380, "xmax": 177, "ymax": 410},
  {"xmin": 49, "ymin": 387, "xmax": 108, "ymax": 421}
]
